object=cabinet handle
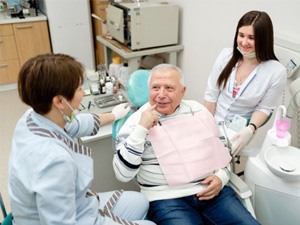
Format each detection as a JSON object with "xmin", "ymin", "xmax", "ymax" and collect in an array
[
  {"xmin": 16, "ymin": 25, "xmax": 33, "ymax": 29},
  {"xmin": 0, "ymin": 63, "xmax": 8, "ymax": 68}
]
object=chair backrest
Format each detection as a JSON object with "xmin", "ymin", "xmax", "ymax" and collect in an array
[
  {"xmin": 126, "ymin": 69, "xmax": 151, "ymax": 108},
  {"xmin": 112, "ymin": 69, "xmax": 151, "ymax": 140}
]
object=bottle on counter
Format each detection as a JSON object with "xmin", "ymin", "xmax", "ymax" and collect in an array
[
  {"xmin": 110, "ymin": 77, "xmax": 118, "ymax": 94},
  {"xmin": 105, "ymin": 81, "xmax": 114, "ymax": 95},
  {"xmin": 100, "ymin": 79, "xmax": 106, "ymax": 94},
  {"xmin": 97, "ymin": 64, "xmax": 107, "ymax": 81},
  {"xmin": 108, "ymin": 56, "xmax": 122, "ymax": 78}
]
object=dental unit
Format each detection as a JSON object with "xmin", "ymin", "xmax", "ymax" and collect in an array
[{"xmin": 244, "ymin": 77, "xmax": 300, "ymax": 225}]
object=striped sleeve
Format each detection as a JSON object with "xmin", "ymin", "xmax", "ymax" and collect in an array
[{"xmin": 113, "ymin": 124, "xmax": 148, "ymax": 182}]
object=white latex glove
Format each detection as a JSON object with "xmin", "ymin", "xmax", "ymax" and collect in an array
[
  {"xmin": 230, "ymin": 126, "xmax": 254, "ymax": 156},
  {"xmin": 112, "ymin": 103, "xmax": 130, "ymax": 121}
]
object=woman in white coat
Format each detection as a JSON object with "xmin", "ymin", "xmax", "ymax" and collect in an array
[
  {"xmin": 204, "ymin": 10, "xmax": 287, "ymax": 155},
  {"xmin": 8, "ymin": 53, "xmax": 156, "ymax": 225}
]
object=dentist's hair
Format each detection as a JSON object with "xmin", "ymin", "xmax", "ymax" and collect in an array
[
  {"xmin": 149, "ymin": 64, "xmax": 185, "ymax": 86},
  {"xmin": 18, "ymin": 53, "xmax": 84, "ymax": 114},
  {"xmin": 217, "ymin": 10, "xmax": 278, "ymax": 89}
]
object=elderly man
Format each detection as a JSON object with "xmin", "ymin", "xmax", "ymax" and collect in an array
[{"xmin": 113, "ymin": 64, "xmax": 260, "ymax": 225}]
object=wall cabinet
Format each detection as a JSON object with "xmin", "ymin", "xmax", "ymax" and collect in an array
[
  {"xmin": 0, "ymin": 21, "xmax": 51, "ymax": 85},
  {"xmin": 13, "ymin": 21, "xmax": 51, "ymax": 66}
]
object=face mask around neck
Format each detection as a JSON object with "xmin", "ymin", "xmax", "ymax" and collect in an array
[
  {"xmin": 59, "ymin": 97, "xmax": 79, "ymax": 123},
  {"xmin": 237, "ymin": 47, "xmax": 256, "ymax": 59}
]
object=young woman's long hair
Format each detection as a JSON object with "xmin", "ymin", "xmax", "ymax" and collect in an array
[{"xmin": 217, "ymin": 11, "xmax": 278, "ymax": 89}]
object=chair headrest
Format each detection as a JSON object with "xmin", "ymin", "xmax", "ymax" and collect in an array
[{"xmin": 126, "ymin": 69, "xmax": 151, "ymax": 107}]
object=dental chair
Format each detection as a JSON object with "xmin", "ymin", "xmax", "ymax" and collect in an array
[
  {"xmin": 0, "ymin": 193, "xmax": 13, "ymax": 225},
  {"xmin": 112, "ymin": 69, "xmax": 256, "ymax": 218}
]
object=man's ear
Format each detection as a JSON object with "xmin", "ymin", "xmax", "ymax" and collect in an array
[
  {"xmin": 182, "ymin": 86, "xmax": 186, "ymax": 95},
  {"xmin": 53, "ymin": 96, "xmax": 64, "ymax": 109}
]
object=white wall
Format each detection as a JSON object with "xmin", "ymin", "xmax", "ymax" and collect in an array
[{"xmin": 163, "ymin": 0, "xmax": 300, "ymax": 101}]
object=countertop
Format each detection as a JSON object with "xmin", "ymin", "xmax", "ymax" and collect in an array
[
  {"xmin": 80, "ymin": 89, "xmax": 129, "ymax": 143},
  {"xmin": 0, "ymin": 11, "xmax": 47, "ymax": 25}
]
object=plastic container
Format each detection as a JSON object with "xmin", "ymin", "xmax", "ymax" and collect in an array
[
  {"xmin": 108, "ymin": 56, "xmax": 122, "ymax": 78},
  {"xmin": 88, "ymin": 75, "xmax": 100, "ymax": 95},
  {"xmin": 119, "ymin": 62, "xmax": 129, "ymax": 87},
  {"xmin": 105, "ymin": 82, "xmax": 114, "ymax": 95},
  {"xmin": 86, "ymin": 69, "xmax": 100, "ymax": 95},
  {"xmin": 276, "ymin": 119, "xmax": 291, "ymax": 138}
]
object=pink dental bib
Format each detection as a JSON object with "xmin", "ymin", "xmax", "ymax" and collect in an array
[{"xmin": 148, "ymin": 110, "xmax": 231, "ymax": 186}]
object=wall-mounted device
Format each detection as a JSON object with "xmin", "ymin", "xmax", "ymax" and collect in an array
[
  {"xmin": 106, "ymin": 1, "xmax": 179, "ymax": 50},
  {"xmin": 275, "ymin": 35, "xmax": 300, "ymax": 79}
]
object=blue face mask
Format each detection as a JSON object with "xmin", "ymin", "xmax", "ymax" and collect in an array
[
  {"xmin": 60, "ymin": 98, "xmax": 79, "ymax": 123},
  {"xmin": 237, "ymin": 47, "xmax": 256, "ymax": 59}
]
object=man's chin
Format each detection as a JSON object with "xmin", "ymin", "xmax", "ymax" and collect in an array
[{"xmin": 156, "ymin": 107, "xmax": 171, "ymax": 115}]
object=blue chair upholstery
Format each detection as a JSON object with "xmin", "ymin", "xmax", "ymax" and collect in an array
[
  {"xmin": 112, "ymin": 69, "xmax": 150, "ymax": 140},
  {"xmin": 126, "ymin": 69, "xmax": 151, "ymax": 107}
]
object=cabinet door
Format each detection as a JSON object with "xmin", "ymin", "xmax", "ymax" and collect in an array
[
  {"xmin": 0, "ymin": 59, "xmax": 20, "ymax": 84},
  {"xmin": 0, "ymin": 35, "xmax": 19, "ymax": 60},
  {"xmin": 0, "ymin": 24, "xmax": 14, "ymax": 36},
  {"xmin": 13, "ymin": 21, "xmax": 51, "ymax": 65},
  {"xmin": 0, "ymin": 24, "xmax": 20, "ymax": 84}
]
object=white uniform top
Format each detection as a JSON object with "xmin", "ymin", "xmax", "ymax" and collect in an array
[{"xmin": 204, "ymin": 48, "xmax": 287, "ymax": 123}]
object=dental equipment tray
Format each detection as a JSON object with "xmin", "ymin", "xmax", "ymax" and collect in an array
[{"xmin": 94, "ymin": 93, "xmax": 127, "ymax": 108}]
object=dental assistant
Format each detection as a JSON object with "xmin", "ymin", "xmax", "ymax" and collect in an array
[
  {"xmin": 8, "ymin": 53, "xmax": 156, "ymax": 225},
  {"xmin": 204, "ymin": 10, "xmax": 287, "ymax": 154}
]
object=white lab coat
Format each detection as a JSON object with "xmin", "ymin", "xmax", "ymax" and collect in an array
[
  {"xmin": 204, "ymin": 48, "xmax": 287, "ymax": 122},
  {"xmin": 8, "ymin": 109, "xmax": 101, "ymax": 225}
]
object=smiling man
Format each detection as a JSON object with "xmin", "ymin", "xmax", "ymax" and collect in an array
[{"xmin": 113, "ymin": 64, "xmax": 260, "ymax": 225}]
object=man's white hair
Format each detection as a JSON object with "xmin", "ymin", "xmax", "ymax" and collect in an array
[{"xmin": 149, "ymin": 64, "xmax": 185, "ymax": 86}]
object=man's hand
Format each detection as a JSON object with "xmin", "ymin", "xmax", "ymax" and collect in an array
[
  {"xmin": 139, "ymin": 104, "xmax": 159, "ymax": 129},
  {"xmin": 196, "ymin": 175, "xmax": 222, "ymax": 200}
]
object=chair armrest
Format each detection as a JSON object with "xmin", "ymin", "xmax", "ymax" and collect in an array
[
  {"xmin": 2, "ymin": 212, "xmax": 13, "ymax": 225},
  {"xmin": 228, "ymin": 172, "xmax": 252, "ymax": 199}
]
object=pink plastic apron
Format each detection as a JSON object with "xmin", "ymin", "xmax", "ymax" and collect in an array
[{"xmin": 148, "ymin": 110, "xmax": 232, "ymax": 186}]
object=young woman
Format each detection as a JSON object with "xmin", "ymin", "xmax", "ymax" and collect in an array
[{"xmin": 204, "ymin": 11, "xmax": 287, "ymax": 154}]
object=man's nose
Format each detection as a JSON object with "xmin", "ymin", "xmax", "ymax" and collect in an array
[{"xmin": 158, "ymin": 88, "xmax": 166, "ymax": 97}]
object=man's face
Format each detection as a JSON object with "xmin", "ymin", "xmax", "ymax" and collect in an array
[{"xmin": 149, "ymin": 69, "xmax": 186, "ymax": 115}]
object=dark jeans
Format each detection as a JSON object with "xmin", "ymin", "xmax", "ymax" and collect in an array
[{"xmin": 147, "ymin": 186, "xmax": 260, "ymax": 225}]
